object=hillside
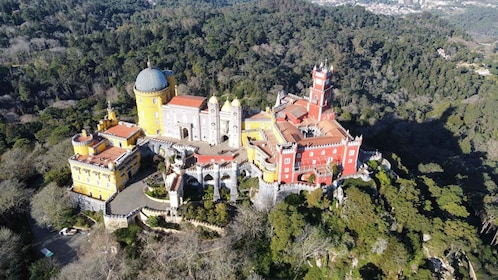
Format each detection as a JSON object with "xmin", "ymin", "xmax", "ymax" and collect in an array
[{"xmin": 0, "ymin": 0, "xmax": 497, "ymax": 279}]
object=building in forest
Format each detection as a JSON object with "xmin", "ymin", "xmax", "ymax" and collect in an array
[
  {"xmin": 69, "ymin": 60, "xmax": 362, "ymax": 204},
  {"xmin": 243, "ymin": 63, "xmax": 362, "ymax": 186},
  {"xmin": 69, "ymin": 103, "xmax": 142, "ymax": 201}
]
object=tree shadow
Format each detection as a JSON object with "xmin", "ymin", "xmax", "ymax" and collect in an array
[
  {"xmin": 359, "ymin": 262, "xmax": 383, "ymax": 280},
  {"xmin": 349, "ymin": 106, "xmax": 497, "ymax": 244}
]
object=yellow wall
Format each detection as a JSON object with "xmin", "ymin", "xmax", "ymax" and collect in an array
[
  {"xmin": 242, "ymin": 119, "xmax": 272, "ymax": 130},
  {"xmin": 271, "ymin": 123, "xmax": 286, "ymax": 144},
  {"xmin": 263, "ymin": 169, "xmax": 277, "ymax": 182},
  {"xmin": 70, "ymin": 151, "xmax": 140, "ymax": 201},
  {"xmin": 73, "ymin": 145, "xmax": 89, "ymax": 156},
  {"xmin": 241, "ymin": 130, "xmax": 265, "ymax": 146},
  {"xmin": 135, "ymin": 88, "xmax": 168, "ymax": 136}
]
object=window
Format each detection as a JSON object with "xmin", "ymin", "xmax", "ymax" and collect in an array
[
  {"xmin": 296, "ymin": 153, "xmax": 301, "ymax": 158},
  {"xmin": 348, "ymin": 159, "xmax": 353, "ymax": 164},
  {"xmin": 312, "ymin": 160, "xmax": 316, "ymax": 165},
  {"xmin": 155, "ymin": 112, "xmax": 159, "ymax": 118},
  {"xmin": 284, "ymin": 158, "xmax": 290, "ymax": 164},
  {"xmin": 284, "ymin": 168, "xmax": 289, "ymax": 173},
  {"xmin": 333, "ymin": 148, "xmax": 337, "ymax": 154},
  {"xmin": 321, "ymin": 150, "xmax": 325, "ymax": 155},
  {"xmin": 284, "ymin": 174, "xmax": 289, "ymax": 179},
  {"xmin": 153, "ymin": 98, "xmax": 157, "ymax": 104},
  {"xmin": 309, "ymin": 152, "xmax": 314, "ymax": 157},
  {"xmin": 349, "ymin": 150, "xmax": 355, "ymax": 156}
]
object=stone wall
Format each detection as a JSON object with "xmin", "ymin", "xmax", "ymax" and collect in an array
[{"xmin": 70, "ymin": 189, "xmax": 105, "ymax": 211}]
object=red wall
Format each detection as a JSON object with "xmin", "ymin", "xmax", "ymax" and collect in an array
[{"xmin": 194, "ymin": 153, "xmax": 235, "ymax": 164}]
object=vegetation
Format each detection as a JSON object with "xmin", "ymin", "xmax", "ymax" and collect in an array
[{"xmin": 0, "ymin": 0, "xmax": 497, "ymax": 279}]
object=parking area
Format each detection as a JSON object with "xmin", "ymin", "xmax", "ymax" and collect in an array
[{"xmin": 29, "ymin": 214, "xmax": 87, "ymax": 266}]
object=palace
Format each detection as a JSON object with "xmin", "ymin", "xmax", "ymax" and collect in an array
[
  {"xmin": 69, "ymin": 60, "xmax": 362, "ymax": 204},
  {"xmin": 243, "ymin": 64, "xmax": 361, "ymax": 186},
  {"xmin": 69, "ymin": 104, "xmax": 142, "ymax": 201}
]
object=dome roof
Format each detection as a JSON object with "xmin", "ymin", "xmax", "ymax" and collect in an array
[
  {"xmin": 208, "ymin": 95, "xmax": 218, "ymax": 104},
  {"xmin": 135, "ymin": 67, "xmax": 168, "ymax": 92},
  {"xmin": 231, "ymin": 98, "xmax": 241, "ymax": 107},
  {"xmin": 221, "ymin": 100, "xmax": 231, "ymax": 112}
]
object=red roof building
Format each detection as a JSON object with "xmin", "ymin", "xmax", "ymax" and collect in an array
[{"xmin": 245, "ymin": 63, "xmax": 361, "ymax": 186}]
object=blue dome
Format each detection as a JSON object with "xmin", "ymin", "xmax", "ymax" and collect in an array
[{"xmin": 135, "ymin": 67, "xmax": 168, "ymax": 92}]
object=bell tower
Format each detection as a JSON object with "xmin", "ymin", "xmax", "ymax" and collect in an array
[{"xmin": 308, "ymin": 62, "xmax": 334, "ymax": 121}]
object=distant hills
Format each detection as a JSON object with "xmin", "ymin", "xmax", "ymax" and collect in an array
[{"xmin": 310, "ymin": 0, "xmax": 498, "ymax": 40}]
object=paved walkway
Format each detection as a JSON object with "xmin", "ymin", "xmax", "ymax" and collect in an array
[{"xmin": 108, "ymin": 168, "xmax": 170, "ymax": 215}]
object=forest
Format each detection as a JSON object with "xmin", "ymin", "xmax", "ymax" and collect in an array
[{"xmin": 0, "ymin": 0, "xmax": 497, "ymax": 279}]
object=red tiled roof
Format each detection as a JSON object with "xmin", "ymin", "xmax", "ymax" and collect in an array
[
  {"xmin": 246, "ymin": 112, "xmax": 270, "ymax": 120},
  {"xmin": 77, "ymin": 135, "xmax": 92, "ymax": 142},
  {"xmin": 283, "ymin": 104, "xmax": 308, "ymax": 119},
  {"xmin": 277, "ymin": 121, "xmax": 303, "ymax": 142},
  {"xmin": 295, "ymin": 99, "xmax": 309, "ymax": 107},
  {"xmin": 103, "ymin": 124, "xmax": 141, "ymax": 139},
  {"xmin": 317, "ymin": 119, "xmax": 350, "ymax": 140},
  {"xmin": 168, "ymin": 95, "xmax": 206, "ymax": 108},
  {"xmin": 298, "ymin": 136, "xmax": 341, "ymax": 146},
  {"xmin": 74, "ymin": 146, "xmax": 128, "ymax": 166}
]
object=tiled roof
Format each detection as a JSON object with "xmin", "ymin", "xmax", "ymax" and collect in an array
[
  {"xmin": 246, "ymin": 112, "xmax": 271, "ymax": 120},
  {"xmin": 298, "ymin": 136, "xmax": 341, "ymax": 146},
  {"xmin": 168, "ymin": 95, "xmax": 206, "ymax": 108},
  {"xmin": 294, "ymin": 99, "xmax": 309, "ymax": 107},
  {"xmin": 317, "ymin": 119, "xmax": 350, "ymax": 140},
  {"xmin": 277, "ymin": 121, "xmax": 303, "ymax": 142},
  {"xmin": 103, "ymin": 123, "xmax": 141, "ymax": 139},
  {"xmin": 73, "ymin": 146, "xmax": 128, "ymax": 167}
]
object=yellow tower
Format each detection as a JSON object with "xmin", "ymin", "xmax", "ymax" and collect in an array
[
  {"xmin": 133, "ymin": 60, "xmax": 175, "ymax": 136},
  {"xmin": 71, "ymin": 129, "xmax": 93, "ymax": 156}
]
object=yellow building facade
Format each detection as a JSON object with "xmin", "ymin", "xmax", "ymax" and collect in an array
[
  {"xmin": 133, "ymin": 61, "xmax": 176, "ymax": 136},
  {"xmin": 69, "ymin": 105, "xmax": 142, "ymax": 201}
]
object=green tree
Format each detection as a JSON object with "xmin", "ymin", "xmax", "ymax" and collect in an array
[{"xmin": 269, "ymin": 199, "xmax": 305, "ymax": 262}]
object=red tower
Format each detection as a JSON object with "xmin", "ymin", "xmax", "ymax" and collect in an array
[{"xmin": 308, "ymin": 64, "xmax": 334, "ymax": 121}]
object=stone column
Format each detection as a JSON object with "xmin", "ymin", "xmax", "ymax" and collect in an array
[
  {"xmin": 229, "ymin": 161, "xmax": 238, "ymax": 202},
  {"xmin": 213, "ymin": 163, "xmax": 220, "ymax": 201}
]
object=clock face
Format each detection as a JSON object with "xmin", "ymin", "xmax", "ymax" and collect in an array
[
  {"xmin": 211, "ymin": 122, "xmax": 216, "ymax": 126},
  {"xmin": 211, "ymin": 109, "xmax": 215, "ymax": 113},
  {"xmin": 233, "ymin": 112, "xmax": 237, "ymax": 116}
]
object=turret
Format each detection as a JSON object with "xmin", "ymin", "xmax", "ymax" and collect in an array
[
  {"xmin": 208, "ymin": 95, "xmax": 220, "ymax": 145},
  {"xmin": 134, "ymin": 59, "xmax": 173, "ymax": 136}
]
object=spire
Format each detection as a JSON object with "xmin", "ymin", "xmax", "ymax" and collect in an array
[{"xmin": 147, "ymin": 56, "xmax": 151, "ymax": 68}]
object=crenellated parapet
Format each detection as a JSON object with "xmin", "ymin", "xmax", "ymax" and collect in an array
[{"xmin": 298, "ymin": 140, "xmax": 348, "ymax": 151}]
